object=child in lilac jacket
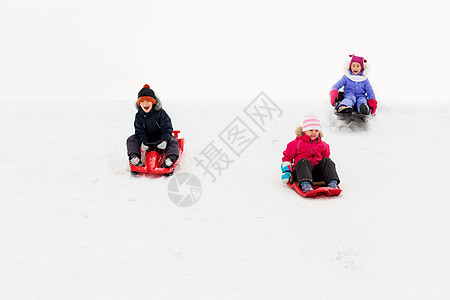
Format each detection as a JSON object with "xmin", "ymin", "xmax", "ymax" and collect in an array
[
  {"xmin": 330, "ymin": 54, "xmax": 378, "ymax": 115},
  {"xmin": 281, "ymin": 115, "xmax": 340, "ymax": 193}
]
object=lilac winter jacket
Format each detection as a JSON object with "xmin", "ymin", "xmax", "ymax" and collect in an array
[
  {"xmin": 331, "ymin": 71, "xmax": 376, "ymax": 100},
  {"xmin": 282, "ymin": 135, "xmax": 330, "ymax": 168}
]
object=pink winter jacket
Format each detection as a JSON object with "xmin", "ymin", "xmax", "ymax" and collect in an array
[{"xmin": 282, "ymin": 135, "xmax": 331, "ymax": 168}]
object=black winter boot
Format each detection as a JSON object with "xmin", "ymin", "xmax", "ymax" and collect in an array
[
  {"xmin": 129, "ymin": 153, "xmax": 141, "ymax": 166},
  {"xmin": 337, "ymin": 106, "xmax": 353, "ymax": 114},
  {"xmin": 161, "ymin": 154, "xmax": 178, "ymax": 168},
  {"xmin": 359, "ymin": 103, "xmax": 369, "ymax": 115}
]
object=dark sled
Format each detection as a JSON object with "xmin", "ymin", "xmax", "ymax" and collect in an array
[
  {"xmin": 333, "ymin": 91, "xmax": 371, "ymax": 123},
  {"xmin": 287, "ymin": 181, "xmax": 342, "ymax": 198},
  {"xmin": 129, "ymin": 130, "xmax": 185, "ymax": 176}
]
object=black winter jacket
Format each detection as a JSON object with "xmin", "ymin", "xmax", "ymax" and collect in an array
[{"xmin": 134, "ymin": 106, "xmax": 174, "ymax": 143}]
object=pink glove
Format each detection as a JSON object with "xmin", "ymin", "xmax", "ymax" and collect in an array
[
  {"xmin": 330, "ymin": 89, "xmax": 339, "ymax": 106},
  {"xmin": 368, "ymin": 99, "xmax": 378, "ymax": 114}
]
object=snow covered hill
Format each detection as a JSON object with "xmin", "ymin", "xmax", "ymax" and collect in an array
[{"xmin": 1, "ymin": 98, "xmax": 449, "ymax": 299}]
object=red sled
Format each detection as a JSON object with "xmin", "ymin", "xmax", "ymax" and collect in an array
[
  {"xmin": 129, "ymin": 130, "xmax": 185, "ymax": 176},
  {"xmin": 287, "ymin": 181, "xmax": 342, "ymax": 198}
]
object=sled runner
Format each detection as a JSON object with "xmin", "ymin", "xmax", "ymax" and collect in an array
[
  {"xmin": 287, "ymin": 181, "xmax": 342, "ymax": 198},
  {"xmin": 129, "ymin": 130, "xmax": 185, "ymax": 176},
  {"xmin": 333, "ymin": 91, "xmax": 371, "ymax": 123},
  {"xmin": 334, "ymin": 110, "xmax": 369, "ymax": 122}
]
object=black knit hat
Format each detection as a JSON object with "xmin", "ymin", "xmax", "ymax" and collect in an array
[{"xmin": 137, "ymin": 84, "xmax": 156, "ymax": 105}]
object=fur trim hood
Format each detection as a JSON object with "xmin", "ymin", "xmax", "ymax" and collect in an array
[{"xmin": 295, "ymin": 126, "xmax": 324, "ymax": 138}]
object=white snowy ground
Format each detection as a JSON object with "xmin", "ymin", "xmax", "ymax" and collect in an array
[{"xmin": 1, "ymin": 98, "xmax": 449, "ymax": 299}]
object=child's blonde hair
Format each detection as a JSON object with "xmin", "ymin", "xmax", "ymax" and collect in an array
[{"xmin": 295, "ymin": 126, "xmax": 324, "ymax": 138}]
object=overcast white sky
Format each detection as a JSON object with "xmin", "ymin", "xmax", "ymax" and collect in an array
[{"xmin": 1, "ymin": 0, "xmax": 449, "ymax": 102}]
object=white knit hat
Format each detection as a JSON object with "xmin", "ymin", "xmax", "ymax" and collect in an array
[{"xmin": 302, "ymin": 114, "xmax": 321, "ymax": 131}]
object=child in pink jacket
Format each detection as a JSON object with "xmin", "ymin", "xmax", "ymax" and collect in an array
[{"xmin": 281, "ymin": 115, "xmax": 340, "ymax": 192}]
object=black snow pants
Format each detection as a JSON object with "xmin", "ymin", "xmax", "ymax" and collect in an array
[
  {"xmin": 293, "ymin": 158, "xmax": 340, "ymax": 185},
  {"xmin": 126, "ymin": 134, "xmax": 179, "ymax": 161}
]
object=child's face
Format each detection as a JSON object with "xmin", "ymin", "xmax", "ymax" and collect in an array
[
  {"xmin": 140, "ymin": 100, "xmax": 152, "ymax": 113},
  {"xmin": 350, "ymin": 62, "xmax": 362, "ymax": 75},
  {"xmin": 304, "ymin": 129, "xmax": 320, "ymax": 140}
]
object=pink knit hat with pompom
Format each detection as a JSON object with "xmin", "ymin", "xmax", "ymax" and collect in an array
[
  {"xmin": 349, "ymin": 54, "xmax": 367, "ymax": 70},
  {"xmin": 302, "ymin": 114, "xmax": 321, "ymax": 132}
]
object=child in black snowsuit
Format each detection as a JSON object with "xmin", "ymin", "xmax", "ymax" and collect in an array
[{"xmin": 126, "ymin": 84, "xmax": 179, "ymax": 168}]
